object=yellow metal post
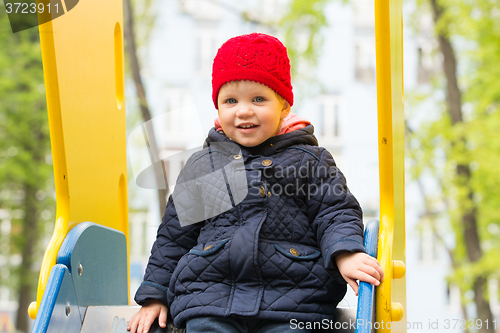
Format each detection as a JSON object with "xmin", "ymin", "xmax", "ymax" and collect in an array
[
  {"xmin": 29, "ymin": 0, "xmax": 128, "ymax": 319},
  {"xmin": 374, "ymin": 0, "xmax": 406, "ymax": 332}
]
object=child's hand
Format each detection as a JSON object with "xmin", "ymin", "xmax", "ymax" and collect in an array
[
  {"xmin": 127, "ymin": 299, "xmax": 168, "ymax": 333},
  {"xmin": 335, "ymin": 252, "xmax": 384, "ymax": 296}
]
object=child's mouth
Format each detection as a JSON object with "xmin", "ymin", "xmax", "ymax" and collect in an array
[{"xmin": 237, "ymin": 124, "xmax": 259, "ymax": 133}]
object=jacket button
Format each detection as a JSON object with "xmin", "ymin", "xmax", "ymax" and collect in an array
[
  {"xmin": 233, "ymin": 154, "xmax": 242, "ymax": 160},
  {"xmin": 204, "ymin": 245, "xmax": 213, "ymax": 251},
  {"xmin": 289, "ymin": 248, "xmax": 299, "ymax": 256},
  {"xmin": 267, "ymin": 191, "xmax": 271, "ymax": 197},
  {"xmin": 261, "ymin": 159, "xmax": 272, "ymax": 166},
  {"xmin": 259, "ymin": 186, "xmax": 266, "ymax": 197}
]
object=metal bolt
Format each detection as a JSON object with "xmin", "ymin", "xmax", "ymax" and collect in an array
[
  {"xmin": 65, "ymin": 303, "xmax": 71, "ymax": 316},
  {"xmin": 78, "ymin": 264, "xmax": 83, "ymax": 276}
]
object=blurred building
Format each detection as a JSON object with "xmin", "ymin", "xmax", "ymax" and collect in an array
[{"xmin": 127, "ymin": 0, "xmax": 498, "ymax": 330}]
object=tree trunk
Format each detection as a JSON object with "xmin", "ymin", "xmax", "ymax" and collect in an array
[
  {"xmin": 410, "ymin": 166, "xmax": 470, "ymax": 332},
  {"xmin": 123, "ymin": 0, "xmax": 168, "ymax": 214},
  {"xmin": 429, "ymin": 0, "xmax": 494, "ymax": 331},
  {"xmin": 15, "ymin": 184, "xmax": 38, "ymax": 332}
]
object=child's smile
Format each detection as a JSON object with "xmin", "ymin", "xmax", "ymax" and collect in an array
[{"xmin": 217, "ymin": 80, "xmax": 290, "ymax": 147}]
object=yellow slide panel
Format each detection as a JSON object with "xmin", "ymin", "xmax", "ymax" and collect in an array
[
  {"xmin": 374, "ymin": 0, "xmax": 406, "ymax": 332},
  {"xmin": 29, "ymin": 0, "xmax": 128, "ymax": 319}
]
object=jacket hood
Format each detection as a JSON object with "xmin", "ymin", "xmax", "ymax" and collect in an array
[{"xmin": 204, "ymin": 124, "xmax": 318, "ymax": 156}]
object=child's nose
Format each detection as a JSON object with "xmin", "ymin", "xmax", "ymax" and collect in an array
[{"xmin": 235, "ymin": 103, "xmax": 254, "ymax": 117}]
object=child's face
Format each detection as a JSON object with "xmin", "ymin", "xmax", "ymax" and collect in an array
[{"xmin": 217, "ymin": 80, "xmax": 290, "ymax": 147}]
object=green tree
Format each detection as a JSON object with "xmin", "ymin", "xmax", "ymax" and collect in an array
[
  {"xmin": 407, "ymin": 0, "xmax": 500, "ymax": 330},
  {"xmin": 0, "ymin": 12, "xmax": 54, "ymax": 333},
  {"xmin": 280, "ymin": 0, "xmax": 332, "ymax": 80},
  {"xmin": 123, "ymin": 0, "xmax": 169, "ymax": 215}
]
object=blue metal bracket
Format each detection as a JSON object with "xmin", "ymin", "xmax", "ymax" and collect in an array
[
  {"xmin": 31, "ymin": 222, "xmax": 128, "ymax": 333},
  {"xmin": 355, "ymin": 219, "xmax": 379, "ymax": 333}
]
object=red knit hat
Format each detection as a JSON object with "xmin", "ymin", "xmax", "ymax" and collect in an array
[{"xmin": 212, "ymin": 33, "xmax": 294, "ymax": 109}]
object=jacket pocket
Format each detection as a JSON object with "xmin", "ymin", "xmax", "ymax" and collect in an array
[
  {"xmin": 189, "ymin": 239, "xmax": 229, "ymax": 256},
  {"xmin": 273, "ymin": 243, "xmax": 321, "ymax": 261}
]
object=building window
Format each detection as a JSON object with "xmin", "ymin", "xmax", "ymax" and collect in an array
[
  {"xmin": 352, "ymin": 0, "xmax": 376, "ymax": 84},
  {"xmin": 318, "ymin": 94, "xmax": 343, "ymax": 140},
  {"xmin": 163, "ymin": 88, "xmax": 193, "ymax": 133},
  {"xmin": 179, "ymin": 0, "xmax": 221, "ymax": 19},
  {"xmin": 354, "ymin": 36, "xmax": 376, "ymax": 84},
  {"xmin": 446, "ymin": 282, "xmax": 461, "ymax": 312},
  {"xmin": 195, "ymin": 21, "xmax": 219, "ymax": 76},
  {"xmin": 417, "ymin": 39, "xmax": 439, "ymax": 84},
  {"xmin": 418, "ymin": 219, "xmax": 440, "ymax": 264}
]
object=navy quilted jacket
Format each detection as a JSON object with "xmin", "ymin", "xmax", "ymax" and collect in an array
[{"xmin": 135, "ymin": 125, "xmax": 366, "ymax": 327}]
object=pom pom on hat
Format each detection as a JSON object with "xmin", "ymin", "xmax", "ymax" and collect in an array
[{"xmin": 212, "ymin": 33, "xmax": 294, "ymax": 109}]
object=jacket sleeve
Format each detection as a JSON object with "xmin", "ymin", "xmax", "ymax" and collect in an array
[
  {"xmin": 134, "ymin": 160, "xmax": 204, "ymax": 306},
  {"xmin": 307, "ymin": 148, "xmax": 366, "ymax": 284}
]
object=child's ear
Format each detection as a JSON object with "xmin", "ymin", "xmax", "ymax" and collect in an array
[{"xmin": 281, "ymin": 101, "xmax": 291, "ymax": 119}]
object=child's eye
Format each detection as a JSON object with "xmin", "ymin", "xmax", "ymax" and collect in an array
[
  {"xmin": 226, "ymin": 98, "xmax": 237, "ymax": 104},
  {"xmin": 253, "ymin": 96, "xmax": 265, "ymax": 102}
]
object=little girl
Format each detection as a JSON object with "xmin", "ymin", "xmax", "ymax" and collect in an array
[{"xmin": 128, "ymin": 32, "xmax": 383, "ymax": 333}]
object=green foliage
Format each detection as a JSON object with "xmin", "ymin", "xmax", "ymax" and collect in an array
[
  {"xmin": 407, "ymin": 0, "xmax": 500, "ymax": 309},
  {"xmin": 129, "ymin": 0, "xmax": 158, "ymax": 50},
  {"xmin": 0, "ymin": 11, "xmax": 54, "ymax": 297},
  {"xmin": 279, "ymin": 0, "xmax": 333, "ymax": 80}
]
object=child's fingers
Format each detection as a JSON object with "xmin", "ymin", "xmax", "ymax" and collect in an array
[
  {"xmin": 127, "ymin": 315, "xmax": 135, "ymax": 331},
  {"xmin": 345, "ymin": 277, "xmax": 359, "ymax": 296},
  {"xmin": 127, "ymin": 314, "xmax": 139, "ymax": 333},
  {"xmin": 141, "ymin": 313, "xmax": 157, "ymax": 333},
  {"xmin": 365, "ymin": 258, "xmax": 384, "ymax": 281},
  {"xmin": 346, "ymin": 266, "xmax": 380, "ymax": 285},
  {"xmin": 356, "ymin": 271, "xmax": 381, "ymax": 286},
  {"xmin": 130, "ymin": 311, "xmax": 147, "ymax": 333},
  {"xmin": 364, "ymin": 255, "xmax": 383, "ymax": 271},
  {"xmin": 374, "ymin": 262, "xmax": 384, "ymax": 281},
  {"xmin": 358, "ymin": 265, "xmax": 380, "ymax": 281},
  {"xmin": 127, "ymin": 313, "xmax": 134, "ymax": 329},
  {"xmin": 366, "ymin": 255, "xmax": 382, "ymax": 267},
  {"xmin": 361, "ymin": 256, "xmax": 384, "ymax": 281},
  {"xmin": 159, "ymin": 307, "xmax": 168, "ymax": 328}
]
